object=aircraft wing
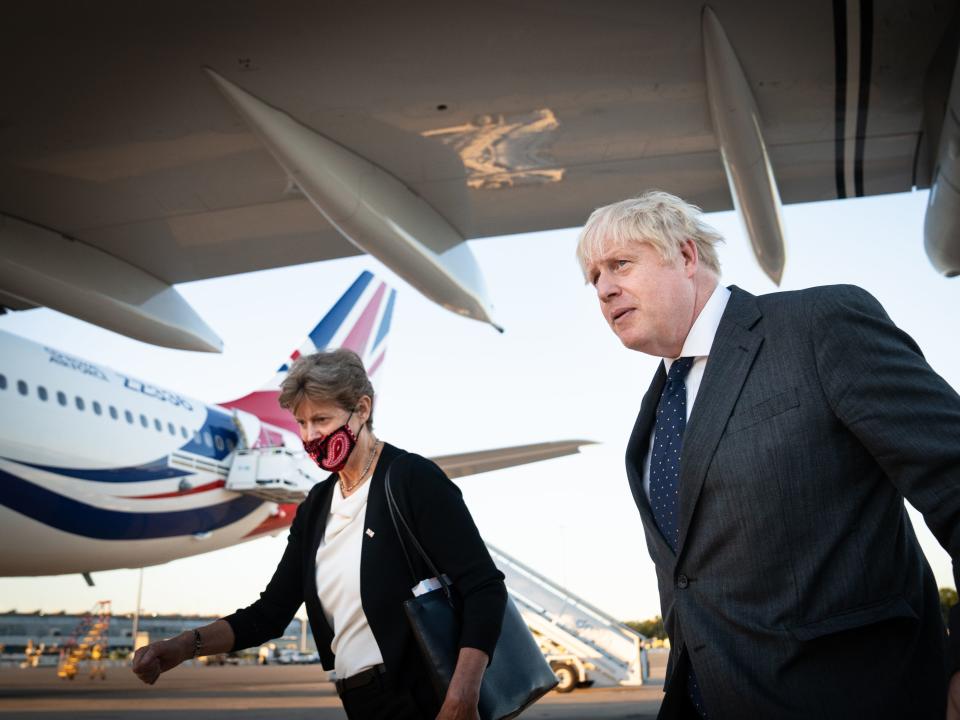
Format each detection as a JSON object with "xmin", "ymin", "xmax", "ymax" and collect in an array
[
  {"xmin": 431, "ymin": 440, "xmax": 596, "ymax": 481},
  {"xmin": 2, "ymin": 1, "xmax": 957, "ymax": 348}
]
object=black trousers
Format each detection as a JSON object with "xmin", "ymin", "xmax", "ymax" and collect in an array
[{"xmin": 339, "ymin": 671, "xmax": 439, "ymax": 720}]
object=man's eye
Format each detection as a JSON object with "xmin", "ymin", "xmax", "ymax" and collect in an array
[{"xmin": 616, "ymin": 259, "xmax": 629, "ymax": 268}]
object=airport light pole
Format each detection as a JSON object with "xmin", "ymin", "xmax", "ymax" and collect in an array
[{"xmin": 131, "ymin": 568, "xmax": 143, "ymax": 657}]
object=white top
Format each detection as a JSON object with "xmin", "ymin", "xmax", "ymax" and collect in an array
[
  {"xmin": 642, "ymin": 284, "xmax": 731, "ymax": 499},
  {"xmin": 314, "ymin": 479, "xmax": 384, "ymax": 679}
]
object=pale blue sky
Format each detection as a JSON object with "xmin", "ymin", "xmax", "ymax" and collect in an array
[{"xmin": 1, "ymin": 189, "xmax": 957, "ymax": 622}]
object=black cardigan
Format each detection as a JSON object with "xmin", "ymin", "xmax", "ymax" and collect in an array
[{"xmin": 224, "ymin": 443, "xmax": 507, "ymax": 691}]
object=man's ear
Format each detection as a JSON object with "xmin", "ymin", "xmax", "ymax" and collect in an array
[{"xmin": 681, "ymin": 238, "xmax": 700, "ymax": 277}]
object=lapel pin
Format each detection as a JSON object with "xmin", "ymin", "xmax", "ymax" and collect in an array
[{"xmin": 365, "ymin": 528, "xmax": 375, "ymax": 538}]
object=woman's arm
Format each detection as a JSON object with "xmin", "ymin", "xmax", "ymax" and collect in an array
[
  {"xmin": 131, "ymin": 486, "xmax": 320, "ymax": 686},
  {"xmin": 221, "ymin": 489, "xmax": 315, "ymax": 650},
  {"xmin": 132, "ymin": 619, "xmax": 234, "ymax": 684}
]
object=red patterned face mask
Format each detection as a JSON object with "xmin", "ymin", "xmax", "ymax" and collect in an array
[{"xmin": 303, "ymin": 411, "xmax": 359, "ymax": 473}]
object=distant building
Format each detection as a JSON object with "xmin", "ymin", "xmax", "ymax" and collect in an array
[{"xmin": 0, "ymin": 611, "xmax": 314, "ymax": 654}]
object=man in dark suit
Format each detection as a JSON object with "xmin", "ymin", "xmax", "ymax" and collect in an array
[{"xmin": 577, "ymin": 190, "xmax": 960, "ymax": 719}]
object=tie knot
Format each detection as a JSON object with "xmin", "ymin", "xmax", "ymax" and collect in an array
[{"xmin": 667, "ymin": 356, "xmax": 695, "ymax": 383}]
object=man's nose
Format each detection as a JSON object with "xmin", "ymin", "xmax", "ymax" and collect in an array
[{"xmin": 596, "ymin": 272, "xmax": 619, "ymax": 301}]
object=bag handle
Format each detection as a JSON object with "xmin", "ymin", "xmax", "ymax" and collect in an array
[{"xmin": 385, "ymin": 458, "xmax": 454, "ymax": 605}]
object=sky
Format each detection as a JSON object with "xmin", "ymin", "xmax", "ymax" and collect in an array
[{"xmin": 0, "ymin": 189, "xmax": 958, "ymax": 624}]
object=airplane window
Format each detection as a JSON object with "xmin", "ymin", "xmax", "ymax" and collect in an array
[
  {"xmin": 0, "ymin": 374, "xmax": 6, "ymax": 390},
  {"xmin": 17, "ymin": 380, "xmax": 28, "ymax": 396},
  {"xmin": 140, "ymin": 414, "xmax": 148, "ymax": 428},
  {"xmin": 167, "ymin": 422, "xmax": 175, "ymax": 436},
  {"xmin": 37, "ymin": 386, "xmax": 48, "ymax": 401},
  {"xmin": 193, "ymin": 430, "xmax": 202, "ymax": 443},
  {"xmin": 125, "ymin": 409, "xmax": 134, "ymax": 424},
  {"xmin": 153, "ymin": 418, "xmax": 162, "ymax": 432},
  {"xmin": 203, "ymin": 431, "xmax": 213, "ymax": 447},
  {"xmin": 180, "ymin": 426, "xmax": 188, "ymax": 439},
  {"xmin": 215, "ymin": 436, "xmax": 224, "ymax": 451},
  {"xmin": 75, "ymin": 396, "xmax": 85, "ymax": 411},
  {"xmin": 57, "ymin": 391, "xmax": 67, "ymax": 406},
  {"xmin": 227, "ymin": 438, "xmax": 235, "ymax": 451},
  {"xmin": 109, "ymin": 406, "xmax": 118, "ymax": 420},
  {"xmin": 93, "ymin": 401, "xmax": 102, "ymax": 415}
]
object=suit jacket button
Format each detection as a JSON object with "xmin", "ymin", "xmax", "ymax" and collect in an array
[{"xmin": 677, "ymin": 574, "xmax": 689, "ymax": 589}]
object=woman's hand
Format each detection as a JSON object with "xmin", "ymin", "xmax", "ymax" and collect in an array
[
  {"xmin": 131, "ymin": 633, "xmax": 192, "ymax": 685},
  {"xmin": 435, "ymin": 691, "xmax": 481, "ymax": 720},
  {"xmin": 435, "ymin": 647, "xmax": 488, "ymax": 720},
  {"xmin": 947, "ymin": 671, "xmax": 960, "ymax": 720}
]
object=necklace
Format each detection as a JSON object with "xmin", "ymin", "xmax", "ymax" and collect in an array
[{"xmin": 340, "ymin": 439, "xmax": 381, "ymax": 496}]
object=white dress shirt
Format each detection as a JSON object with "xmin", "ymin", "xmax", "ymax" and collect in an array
[
  {"xmin": 642, "ymin": 284, "xmax": 731, "ymax": 499},
  {"xmin": 314, "ymin": 479, "xmax": 384, "ymax": 679}
]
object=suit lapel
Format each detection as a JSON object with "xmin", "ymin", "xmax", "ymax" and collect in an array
[
  {"xmin": 675, "ymin": 287, "xmax": 762, "ymax": 557},
  {"xmin": 626, "ymin": 362, "xmax": 669, "ymax": 550}
]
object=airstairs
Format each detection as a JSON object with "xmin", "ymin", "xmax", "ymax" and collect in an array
[
  {"xmin": 57, "ymin": 600, "xmax": 111, "ymax": 680},
  {"xmin": 487, "ymin": 544, "xmax": 648, "ymax": 688}
]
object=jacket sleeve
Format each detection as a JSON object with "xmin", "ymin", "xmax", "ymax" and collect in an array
[
  {"xmin": 222, "ymin": 493, "xmax": 310, "ymax": 651},
  {"xmin": 397, "ymin": 454, "xmax": 507, "ymax": 662},
  {"xmin": 811, "ymin": 285, "xmax": 960, "ymax": 669}
]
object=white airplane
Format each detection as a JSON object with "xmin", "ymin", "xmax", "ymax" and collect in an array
[
  {"xmin": 1, "ymin": 1, "xmax": 958, "ymax": 354},
  {"xmin": 0, "ymin": 271, "xmax": 589, "ymax": 577}
]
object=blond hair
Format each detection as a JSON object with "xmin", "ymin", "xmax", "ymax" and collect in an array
[{"xmin": 576, "ymin": 190, "xmax": 724, "ymax": 277}]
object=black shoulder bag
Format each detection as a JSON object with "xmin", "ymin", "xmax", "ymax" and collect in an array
[{"xmin": 385, "ymin": 462, "xmax": 558, "ymax": 720}]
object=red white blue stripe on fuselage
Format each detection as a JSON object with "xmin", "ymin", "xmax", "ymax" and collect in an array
[{"xmin": 0, "ymin": 404, "xmax": 265, "ymax": 539}]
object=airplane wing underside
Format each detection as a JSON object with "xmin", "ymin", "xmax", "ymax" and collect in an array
[{"xmin": 1, "ymin": 0, "xmax": 957, "ymax": 346}]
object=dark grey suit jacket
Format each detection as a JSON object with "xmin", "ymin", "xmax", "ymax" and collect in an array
[{"xmin": 627, "ymin": 285, "xmax": 960, "ymax": 720}]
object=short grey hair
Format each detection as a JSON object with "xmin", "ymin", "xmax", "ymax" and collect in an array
[
  {"xmin": 576, "ymin": 190, "xmax": 724, "ymax": 277},
  {"xmin": 278, "ymin": 349, "xmax": 375, "ymax": 429}
]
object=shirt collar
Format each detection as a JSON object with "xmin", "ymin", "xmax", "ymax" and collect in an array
[{"xmin": 663, "ymin": 284, "xmax": 731, "ymax": 372}]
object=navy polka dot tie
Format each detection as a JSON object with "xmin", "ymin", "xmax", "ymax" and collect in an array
[
  {"xmin": 649, "ymin": 357, "xmax": 708, "ymax": 718},
  {"xmin": 649, "ymin": 356, "xmax": 694, "ymax": 553}
]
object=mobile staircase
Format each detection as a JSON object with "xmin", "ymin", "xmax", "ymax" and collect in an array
[
  {"xmin": 57, "ymin": 600, "xmax": 111, "ymax": 680},
  {"xmin": 487, "ymin": 544, "xmax": 649, "ymax": 693}
]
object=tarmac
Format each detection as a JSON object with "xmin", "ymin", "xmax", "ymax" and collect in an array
[{"xmin": 0, "ymin": 652, "xmax": 667, "ymax": 719}]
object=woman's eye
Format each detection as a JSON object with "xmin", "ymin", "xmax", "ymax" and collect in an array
[{"xmin": 616, "ymin": 259, "xmax": 629, "ymax": 268}]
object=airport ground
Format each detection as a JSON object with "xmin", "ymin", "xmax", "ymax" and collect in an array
[{"xmin": 0, "ymin": 651, "xmax": 667, "ymax": 719}]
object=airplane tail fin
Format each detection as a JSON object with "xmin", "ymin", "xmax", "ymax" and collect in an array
[{"xmin": 220, "ymin": 271, "xmax": 397, "ymax": 437}]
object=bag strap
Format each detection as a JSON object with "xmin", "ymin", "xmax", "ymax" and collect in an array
[
  {"xmin": 384, "ymin": 460, "xmax": 417, "ymax": 585},
  {"xmin": 385, "ymin": 457, "xmax": 454, "ymax": 604}
]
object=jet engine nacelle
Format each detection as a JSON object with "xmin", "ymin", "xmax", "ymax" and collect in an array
[{"xmin": 924, "ymin": 43, "xmax": 960, "ymax": 277}]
